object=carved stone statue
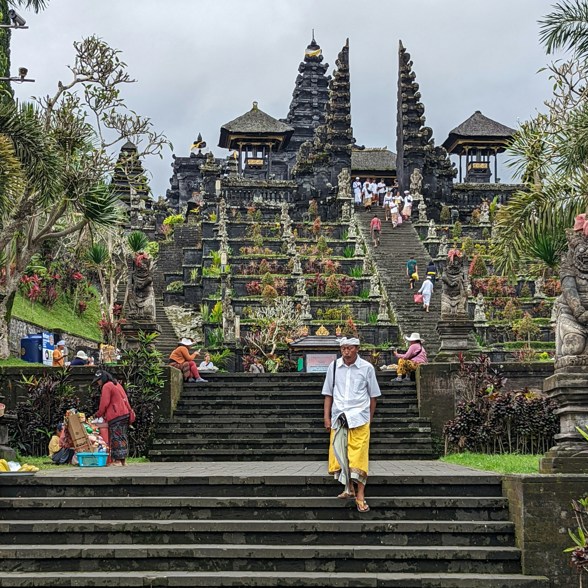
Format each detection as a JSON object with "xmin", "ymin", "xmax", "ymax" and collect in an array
[
  {"xmin": 369, "ymin": 274, "xmax": 381, "ymax": 298},
  {"xmin": 534, "ymin": 276, "xmax": 546, "ymax": 299},
  {"xmin": 341, "ymin": 201, "xmax": 351, "ymax": 223},
  {"xmin": 295, "ymin": 276, "xmax": 306, "ymax": 297},
  {"xmin": 554, "ymin": 219, "xmax": 588, "ymax": 368},
  {"xmin": 300, "ymin": 292, "xmax": 313, "ymax": 320},
  {"xmin": 377, "ymin": 296, "xmax": 390, "ymax": 323},
  {"xmin": 480, "ymin": 199, "xmax": 490, "ymax": 224},
  {"xmin": 438, "ymin": 235, "xmax": 449, "ymax": 258},
  {"xmin": 126, "ymin": 254, "xmax": 156, "ymax": 321},
  {"xmin": 292, "ymin": 256, "xmax": 302, "ymax": 276},
  {"xmin": 474, "ymin": 292, "xmax": 487, "ymax": 323},
  {"xmin": 286, "ymin": 235, "xmax": 297, "ymax": 256},
  {"xmin": 410, "ymin": 168, "xmax": 423, "ymax": 200},
  {"xmin": 418, "ymin": 200, "xmax": 428, "ymax": 222},
  {"xmin": 427, "ymin": 219, "xmax": 437, "ymax": 240},
  {"xmin": 441, "ymin": 249, "xmax": 468, "ymax": 319},
  {"xmin": 218, "ymin": 197, "xmax": 227, "ymax": 218},
  {"xmin": 222, "ymin": 290, "xmax": 236, "ymax": 342},
  {"xmin": 348, "ymin": 221, "xmax": 357, "ymax": 240},
  {"xmin": 362, "ymin": 255, "xmax": 372, "ymax": 275},
  {"xmin": 337, "ymin": 168, "xmax": 352, "ymax": 200}
]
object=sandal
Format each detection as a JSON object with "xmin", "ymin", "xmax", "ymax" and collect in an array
[
  {"xmin": 356, "ymin": 499, "xmax": 370, "ymax": 513},
  {"xmin": 337, "ymin": 491, "xmax": 356, "ymax": 500}
]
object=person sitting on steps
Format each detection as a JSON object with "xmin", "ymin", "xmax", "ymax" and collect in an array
[
  {"xmin": 394, "ymin": 333, "xmax": 428, "ymax": 381},
  {"xmin": 169, "ymin": 338, "xmax": 207, "ymax": 382}
]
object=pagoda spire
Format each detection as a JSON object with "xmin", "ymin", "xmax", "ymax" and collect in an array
[
  {"xmin": 111, "ymin": 141, "xmax": 151, "ymax": 213},
  {"xmin": 396, "ymin": 41, "xmax": 455, "ymax": 199},
  {"xmin": 324, "ymin": 38, "xmax": 353, "ymax": 168}
]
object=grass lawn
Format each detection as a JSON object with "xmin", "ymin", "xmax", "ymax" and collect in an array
[
  {"xmin": 14, "ymin": 455, "xmax": 150, "ymax": 470},
  {"xmin": 12, "ymin": 291, "xmax": 101, "ymax": 342},
  {"xmin": 440, "ymin": 452, "xmax": 541, "ymax": 474},
  {"xmin": 0, "ymin": 357, "xmax": 43, "ymax": 367}
]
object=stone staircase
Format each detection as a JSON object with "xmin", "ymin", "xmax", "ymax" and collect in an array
[
  {"xmin": 155, "ymin": 297, "xmax": 179, "ymax": 359},
  {"xmin": 357, "ymin": 209, "xmax": 441, "ymax": 356},
  {"xmin": 0, "ymin": 462, "xmax": 549, "ymax": 586},
  {"xmin": 149, "ymin": 373, "xmax": 434, "ymax": 462}
]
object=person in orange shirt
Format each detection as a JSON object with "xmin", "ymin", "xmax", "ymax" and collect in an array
[
  {"xmin": 169, "ymin": 338, "xmax": 207, "ymax": 382},
  {"xmin": 52, "ymin": 340, "xmax": 67, "ymax": 367}
]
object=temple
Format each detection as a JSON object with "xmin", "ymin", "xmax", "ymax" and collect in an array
[
  {"xmin": 442, "ymin": 110, "xmax": 515, "ymax": 183},
  {"xmin": 218, "ymin": 102, "xmax": 294, "ymax": 180}
]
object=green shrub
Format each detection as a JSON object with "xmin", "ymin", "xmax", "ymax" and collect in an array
[
  {"xmin": 210, "ymin": 301, "xmax": 223, "ymax": 324},
  {"xmin": 359, "ymin": 289, "xmax": 370, "ymax": 299},
  {"xmin": 452, "ymin": 221, "xmax": 462, "ymax": 240},
  {"xmin": 343, "ymin": 245, "xmax": 355, "ymax": 258},
  {"xmin": 440, "ymin": 205, "xmax": 451, "ymax": 223},
  {"xmin": 166, "ymin": 281, "xmax": 184, "ymax": 293},
  {"xmin": 469, "ymin": 254, "xmax": 488, "ymax": 278},
  {"xmin": 163, "ymin": 214, "xmax": 184, "ymax": 227},
  {"xmin": 461, "ymin": 237, "xmax": 475, "ymax": 258},
  {"xmin": 349, "ymin": 266, "xmax": 363, "ymax": 278},
  {"xmin": 325, "ymin": 275, "xmax": 341, "ymax": 299},
  {"xmin": 207, "ymin": 327, "xmax": 224, "ymax": 348}
]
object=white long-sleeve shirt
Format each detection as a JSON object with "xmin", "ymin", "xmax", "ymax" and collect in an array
[{"xmin": 321, "ymin": 356, "xmax": 381, "ymax": 429}]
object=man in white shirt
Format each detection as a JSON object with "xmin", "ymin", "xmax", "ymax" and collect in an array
[
  {"xmin": 322, "ymin": 337, "xmax": 381, "ymax": 513},
  {"xmin": 377, "ymin": 180, "xmax": 386, "ymax": 206}
]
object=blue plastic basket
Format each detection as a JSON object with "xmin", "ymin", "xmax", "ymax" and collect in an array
[{"xmin": 77, "ymin": 452, "xmax": 107, "ymax": 467}]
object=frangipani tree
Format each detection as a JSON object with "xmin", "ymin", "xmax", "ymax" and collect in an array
[{"xmin": 0, "ymin": 36, "xmax": 168, "ymax": 358}]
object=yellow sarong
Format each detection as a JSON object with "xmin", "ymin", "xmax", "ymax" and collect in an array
[{"xmin": 328, "ymin": 422, "xmax": 370, "ymax": 486}]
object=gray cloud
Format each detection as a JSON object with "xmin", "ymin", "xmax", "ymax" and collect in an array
[{"xmin": 13, "ymin": 0, "xmax": 555, "ymax": 195}]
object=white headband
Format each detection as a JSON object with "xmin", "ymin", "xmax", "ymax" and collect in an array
[{"xmin": 337, "ymin": 337, "xmax": 360, "ymax": 347}]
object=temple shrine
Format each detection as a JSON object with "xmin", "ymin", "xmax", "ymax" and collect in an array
[{"xmin": 442, "ymin": 110, "xmax": 515, "ymax": 183}]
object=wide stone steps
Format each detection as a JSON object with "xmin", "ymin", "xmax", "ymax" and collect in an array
[
  {"xmin": 151, "ymin": 374, "xmax": 433, "ymax": 461},
  {"xmin": 0, "ymin": 496, "xmax": 511, "ymax": 521},
  {"xmin": 357, "ymin": 210, "xmax": 441, "ymax": 354},
  {"xmin": 0, "ymin": 462, "xmax": 548, "ymax": 586},
  {"xmin": 0, "ymin": 571, "xmax": 550, "ymax": 587},
  {"xmin": 148, "ymin": 447, "xmax": 434, "ymax": 461},
  {"xmin": 0, "ymin": 519, "xmax": 516, "ymax": 546},
  {"xmin": 160, "ymin": 427, "xmax": 431, "ymax": 439},
  {"xmin": 0, "ymin": 543, "xmax": 524, "ymax": 574}
]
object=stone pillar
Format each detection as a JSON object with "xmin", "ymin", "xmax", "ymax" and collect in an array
[
  {"xmin": 436, "ymin": 319, "xmax": 475, "ymax": 360},
  {"xmin": 540, "ymin": 219, "xmax": 588, "ymax": 473},
  {"xmin": 121, "ymin": 321, "xmax": 161, "ymax": 350},
  {"xmin": 540, "ymin": 367, "xmax": 588, "ymax": 473}
]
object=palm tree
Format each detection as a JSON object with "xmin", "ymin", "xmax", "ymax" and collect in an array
[{"xmin": 492, "ymin": 1, "xmax": 588, "ymax": 277}]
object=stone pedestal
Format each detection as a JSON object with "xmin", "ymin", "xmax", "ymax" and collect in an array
[
  {"xmin": 435, "ymin": 319, "xmax": 475, "ymax": 360},
  {"xmin": 540, "ymin": 366, "xmax": 588, "ymax": 473},
  {"xmin": 121, "ymin": 321, "xmax": 161, "ymax": 349}
]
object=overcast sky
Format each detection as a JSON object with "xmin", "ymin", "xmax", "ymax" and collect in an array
[{"xmin": 14, "ymin": 0, "xmax": 556, "ymax": 196}]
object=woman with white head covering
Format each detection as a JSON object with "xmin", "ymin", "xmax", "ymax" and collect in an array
[
  {"xmin": 322, "ymin": 337, "xmax": 381, "ymax": 513},
  {"xmin": 393, "ymin": 333, "xmax": 428, "ymax": 381},
  {"xmin": 352, "ymin": 177, "xmax": 362, "ymax": 206},
  {"xmin": 418, "ymin": 275, "xmax": 434, "ymax": 312},
  {"xmin": 169, "ymin": 338, "xmax": 207, "ymax": 382}
]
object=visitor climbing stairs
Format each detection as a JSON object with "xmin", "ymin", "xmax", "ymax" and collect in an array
[
  {"xmin": 149, "ymin": 373, "xmax": 433, "ymax": 462},
  {"xmin": 356, "ymin": 209, "xmax": 441, "ymax": 355},
  {"xmin": 0, "ymin": 463, "xmax": 549, "ymax": 586}
]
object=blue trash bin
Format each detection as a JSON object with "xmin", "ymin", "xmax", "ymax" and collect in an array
[{"xmin": 20, "ymin": 334, "xmax": 43, "ymax": 363}]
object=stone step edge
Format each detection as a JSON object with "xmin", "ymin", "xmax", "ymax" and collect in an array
[
  {"xmin": 0, "ymin": 497, "xmax": 508, "ymax": 508},
  {"xmin": 0, "ymin": 519, "xmax": 514, "ymax": 533},
  {"xmin": 0, "ymin": 544, "xmax": 522, "ymax": 560},
  {"xmin": 0, "ymin": 571, "xmax": 550, "ymax": 588}
]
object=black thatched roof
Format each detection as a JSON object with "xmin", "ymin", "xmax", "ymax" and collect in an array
[
  {"xmin": 443, "ymin": 111, "xmax": 515, "ymax": 154},
  {"xmin": 219, "ymin": 102, "xmax": 294, "ymax": 149},
  {"xmin": 351, "ymin": 148, "xmax": 397, "ymax": 172}
]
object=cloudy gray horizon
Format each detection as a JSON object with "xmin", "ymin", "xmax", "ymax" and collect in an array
[{"xmin": 13, "ymin": 0, "xmax": 556, "ymax": 196}]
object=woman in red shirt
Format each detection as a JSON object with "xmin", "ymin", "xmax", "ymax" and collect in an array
[{"xmin": 93, "ymin": 370, "xmax": 135, "ymax": 466}]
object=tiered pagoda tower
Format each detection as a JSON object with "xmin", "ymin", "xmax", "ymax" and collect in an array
[
  {"xmin": 293, "ymin": 38, "xmax": 353, "ymax": 201},
  {"xmin": 111, "ymin": 141, "xmax": 151, "ymax": 214},
  {"xmin": 285, "ymin": 36, "xmax": 330, "ymax": 153},
  {"xmin": 396, "ymin": 41, "xmax": 455, "ymax": 200}
]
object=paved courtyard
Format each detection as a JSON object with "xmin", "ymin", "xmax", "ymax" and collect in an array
[{"xmin": 28, "ymin": 460, "xmax": 500, "ymax": 479}]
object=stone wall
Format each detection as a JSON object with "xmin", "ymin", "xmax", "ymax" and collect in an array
[
  {"xmin": 9, "ymin": 317, "xmax": 100, "ymax": 359},
  {"xmin": 1, "ymin": 365, "xmax": 181, "ymax": 421},
  {"xmin": 417, "ymin": 361, "xmax": 554, "ymax": 440},
  {"xmin": 503, "ymin": 475, "xmax": 588, "ymax": 587}
]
